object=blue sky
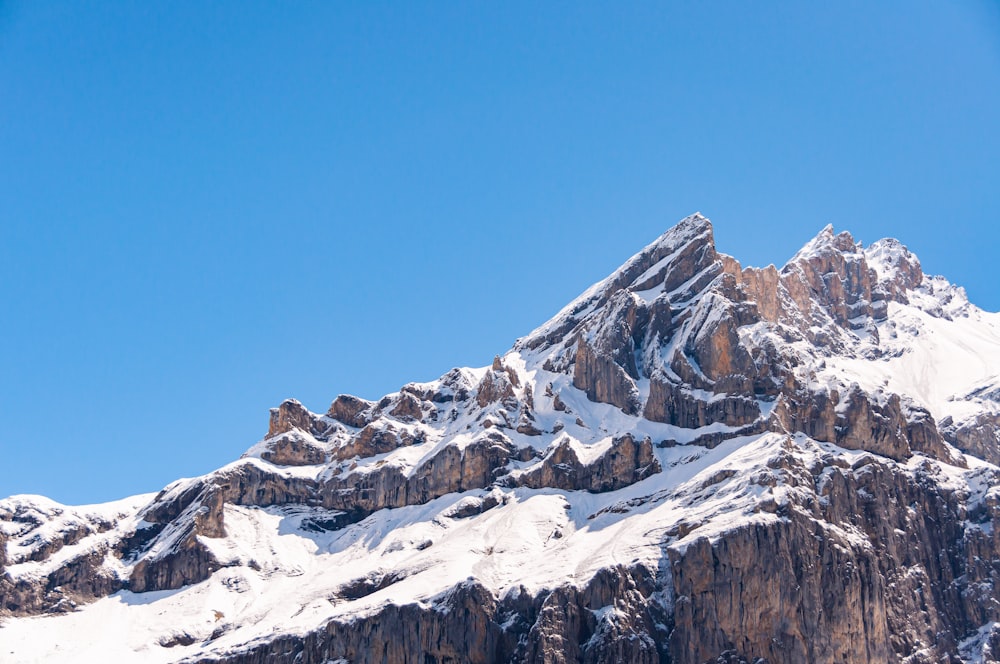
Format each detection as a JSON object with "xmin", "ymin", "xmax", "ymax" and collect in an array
[{"xmin": 2, "ymin": 2, "xmax": 999, "ymax": 504}]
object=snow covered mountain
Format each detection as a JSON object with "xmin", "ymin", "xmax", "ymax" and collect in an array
[{"xmin": 4, "ymin": 214, "xmax": 1000, "ymax": 663}]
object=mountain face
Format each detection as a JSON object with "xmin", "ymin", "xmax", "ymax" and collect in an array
[{"xmin": 4, "ymin": 214, "xmax": 1000, "ymax": 663}]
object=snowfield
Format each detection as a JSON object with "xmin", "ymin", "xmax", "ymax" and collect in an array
[{"xmin": 3, "ymin": 216, "xmax": 1000, "ymax": 663}]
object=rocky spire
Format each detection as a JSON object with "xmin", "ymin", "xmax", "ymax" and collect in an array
[
  {"xmin": 6, "ymin": 214, "xmax": 999, "ymax": 664},
  {"xmin": 785, "ymin": 224, "xmax": 859, "ymax": 266},
  {"xmin": 865, "ymin": 237, "xmax": 924, "ymax": 297},
  {"xmin": 517, "ymin": 213, "xmax": 719, "ymax": 353}
]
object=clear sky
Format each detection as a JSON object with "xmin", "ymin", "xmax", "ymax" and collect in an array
[{"xmin": 2, "ymin": 2, "xmax": 999, "ymax": 504}]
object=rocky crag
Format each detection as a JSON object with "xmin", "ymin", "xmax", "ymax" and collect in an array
[{"xmin": 3, "ymin": 214, "xmax": 1000, "ymax": 663}]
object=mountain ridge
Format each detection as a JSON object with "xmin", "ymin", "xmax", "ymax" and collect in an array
[{"xmin": 3, "ymin": 214, "xmax": 1000, "ymax": 663}]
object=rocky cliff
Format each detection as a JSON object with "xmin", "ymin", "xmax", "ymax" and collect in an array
[{"xmin": 3, "ymin": 214, "xmax": 1000, "ymax": 663}]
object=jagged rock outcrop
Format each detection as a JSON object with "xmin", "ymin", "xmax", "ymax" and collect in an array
[
  {"xmin": 668, "ymin": 455, "xmax": 975, "ymax": 663},
  {"xmin": 318, "ymin": 435, "xmax": 517, "ymax": 515},
  {"xmin": 268, "ymin": 399, "xmax": 333, "ymax": 439},
  {"xmin": 573, "ymin": 335, "xmax": 641, "ymax": 415},
  {"xmin": 327, "ymin": 394, "xmax": 375, "ymax": 428},
  {"xmin": 187, "ymin": 566, "xmax": 667, "ymax": 664},
  {"xmin": 259, "ymin": 430, "xmax": 328, "ymax": 466},
  {"xmin": 477, "ymin": 358, "xmax": 519, "ymax": 408},
  {"xmin": 772, "ymin": 385, "xmax": 912, "ymax": 461},
  {"xmin": 390, "ymin": 392, "xmax": 425, "ymax": 422},
  {"xmin": 513, "ymin": 434, "xmax": 661, "ymax": 493},
  {"xmin": 676, "ymin": 449, "xmax": 1000, "ymax": 663},
  {"xmin": 340, "ymin": 422, "xmax": 417, "ymax": 459},
  {"xmin": 644, "ymin": 379, "xmax": 761, "ymax": 428},
  {"xmin": 866, "ymin": 237, "xmax": 924, "ymax": 302},
  {"xmin": 0, "ymin": 547, "xmax": 122, "ymax": 616},
  {"xmin": 941, "ymin": 413, "xmax": 1000, "ymax": 465},
  {"xmin": 779, "ymin": 226, "xmax": 880, "ymax": 329},
  {"xmin": 0, "ymin": 499, "xmax": 130, "ymax": 615},
  {"xmin": 4, "ymin": 214, "xmax": 1000, "ymax": 664},
  {"xmin": 128, "ymin": 528, "xmax": 222, "ymax": 593}
]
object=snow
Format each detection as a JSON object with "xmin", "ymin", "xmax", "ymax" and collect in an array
[
  {"xmin": 786, "ymin": 224, "xmax": 854, "ymax": 264},
  {"xmin": 517, "ymin": 213, "xmax": 711, "ymax": 349},
  {"xmin": 959, "ymin": 622, "xmax": 1000, "ymax": 664},
  {"xmin": 3, "ymin": 433, "xmax": 994, "ymax": 662},
  {"xmin": 865, "ymin": 237, "xmax": 915, "ymax": 283},
  {"xmin": 1, "ymin": 493, "xmax": 154, "ymax": 580},
  {"xmin": 4, "ymin": 218, "xmax": 1000, "ymax": 663},
  {"xmin": 819, "ymin": 298, "xmax": 1000, "ymax": 424},
  {"xmin": 0, "ymin": 431, "xmax": 809, "ymax": 662}
]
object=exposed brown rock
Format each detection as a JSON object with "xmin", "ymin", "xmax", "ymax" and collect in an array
[
  {"xmin": 904, "ymin": 403, "xmax": 963, "ymax": 466},
  {"xmin": 389, "ymin": 392, "xmax": 425, "ymax": 422},
  {"xmin": 192, "ymin": 488, "xmax": 227, "ymax": 538},
  {"xmin": 669, "ymin": 519, "xmax": 891, "ymax": 663},
  {"xmin": 682, "ymin": 297, "xmax": 757, "ymax": 386},
  {"xmin": 188, "ymin": 566, "xmax": 667, "ymax": 664},
  {"xmin": 772, "ymin": 385, "xmax": 912, "ymax": 462},
  {"xmin": 319, "ymin": 432, "xmax": 518, "ymax": 514},
  {"xmin": 514, "ymin": 434, "xmax": 660, "ymax": 493},
  {"xmin": 128, "ymin": 527, "xmax": 222, "ymax": 594},
  {"xmin": 525, "ymin": 567, "xmax": 663, "ymax": 664},
  {"xmin": 722, "ymin": 256, "xmax": 783, "ymax": 323},
  {"xmin": 779, "ymin": 227, "xmax": 877, "ymax": 329},
  {"xmin": 573, "ymin": 338, "xmax": 640, "ymax": 415},
  {"xmin": 569, "ymin": 289, "xmax": 644, "ymax": 415},
  {"xmin": 259, "ymin": 431, "xmax": 327, "ymax": 466},
  {"xmin": 476, "ymin": 367, "xmax": 517, "ymax": 408},
  {"xmin": 666, "ymin": 450, "xmax": 990, "ymax": 663},
  {"xmin": 644, "ymin": 377, "xmax": 761, "ymax": 428},
  {"xmin": 16, "ymin": 520, "xmax": 93, "ymax": 564},
  {"xmin": 338, "ymin": 422, "xmax": 419, "ymax": 459},
  {"xmin": 516, "ymin": 414, "xmax": 542, "ymax": 437},
  {"xmin": 218, "ymin": 463, "xmax": 317, "ymax": 509},
  {"xmin": 940, "ymin": 412, "xmax": 1000, "ymax": 465},
  {"xmin": 635, "ymin": 219, "xmax": 716, "ymax": 294},
  {"xmin": 835, "ymin": 390, "xmax": 911, "ymax": 461},
  {"xmin": 5, "ymin": 216, "xmax": 997, "ymax": 664},
  {"xmin": 327, "ymin": 394, "xmax": 374, "ymax": 428},
  {"xmin": 267, "ymin": 399, "xmax": 331, "ymax": 439},
  {"xmin": 491, "ymin": 355, "xmax": 522, "ymax": 388},
  {"xmin": 518, "ymin": 213, "xmax": 716, "ymax": 352},
  {"xmin": 0, "ymin": 542, "xmax": 123, "ymax": 616}
]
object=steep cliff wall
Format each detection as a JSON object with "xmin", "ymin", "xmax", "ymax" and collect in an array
[{"xmin": 4, "ymin": 215, "xmax": 1000, "ymax": 663}]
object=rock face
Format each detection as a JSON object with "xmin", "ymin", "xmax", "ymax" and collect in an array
[
  {"xmin": 327, "ymin": 394, "xmax": 375, "ymax": 428},
  {"xmin": 268, "ymin": 399, "xmax": 332, "ymax": 439},
  {"xmin": 3, "ymin": 213, "xmax": 1000, "ymax": 664},
  {"xmin": 573, "ymin": 334, "xmax": 641, "ymax": 415},
  {"xmin": 942, "ymin": 412, "xmax": 1000, "ymax": 465},
  {"xmin": 128, "ymin": 528, "xmax": 222, "ymax": 594},
  {"xmin": 643, "ymin": 379, "xmax": 760, "ymax": 429},
  {"xmin": 183, "ymin": 567, "xmax": 667, "ymax": 664},
  {"xmin": 668, "ymin": 453, "xmax": 981, "ymax": 664},
  {"xmin": 513, "ymin": 434, "xmax": 661, "ymax": 493},
  {"xmin": 259, "ymin": 431, "xmax": 328, "ymax": 466}
]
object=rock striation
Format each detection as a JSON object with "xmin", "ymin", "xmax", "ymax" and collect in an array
[{"xmin": 3, "ymin": 213, "xmax": 1000, "ymax": 663}]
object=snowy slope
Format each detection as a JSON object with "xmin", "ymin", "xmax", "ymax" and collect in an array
[{"xmin": 3, "ymin": 214, "xmax": 1000, "ymax": 664}]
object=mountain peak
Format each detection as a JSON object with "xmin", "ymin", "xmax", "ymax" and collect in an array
[
  {"xmin": 786, "ymin": 224, "xmax": 860, "ymax": 268},
  {"xmin": 606, "ymin": 212, "xmax": 716, "ymax": 292},
  {"xmin": 865, "ymin": 237, "xmax": 923, "ymax": 290},
  {"xmin": 647, "ymin": 211, "xmax": 713, "ymax": 250},
  {"xmin": 518, "ymin": 213, "xmax": 718, "ymax": 352},
  {"xmin": 6, "ymin": 213, "xmax": 1000, "ymax": 663}
]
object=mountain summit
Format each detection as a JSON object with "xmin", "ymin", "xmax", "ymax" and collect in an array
[{"xmin": 4, "ymin": 215, "xmax": 1000, "ymax": 663}]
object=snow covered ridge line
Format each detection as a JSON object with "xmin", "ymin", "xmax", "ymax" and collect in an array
[{"xmin": 4, "ymin": 213, "xmax": 1000, "ymax": 664}]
